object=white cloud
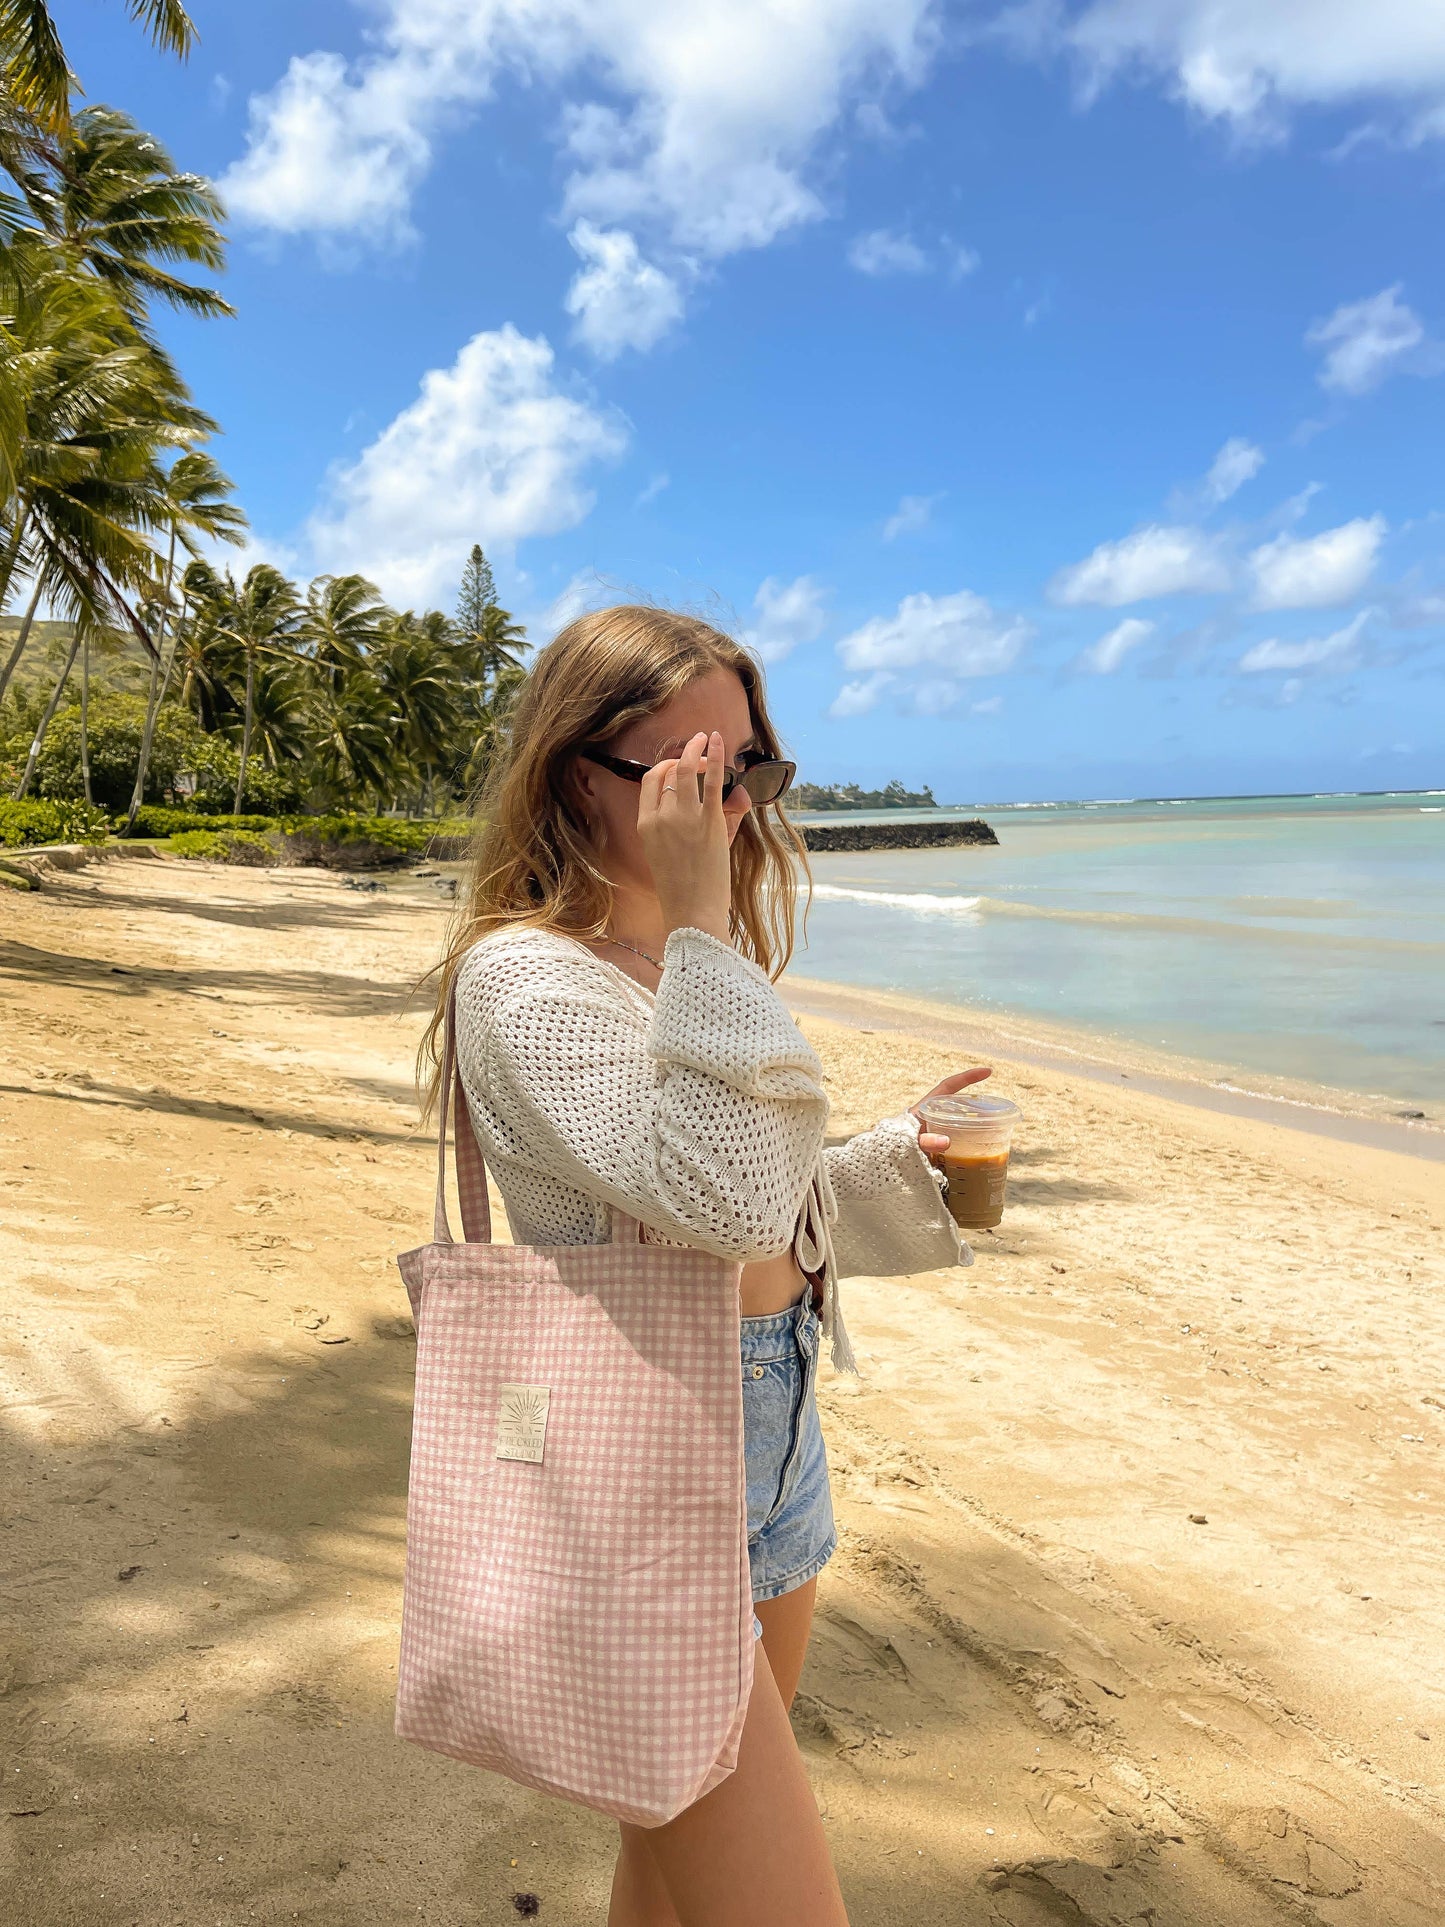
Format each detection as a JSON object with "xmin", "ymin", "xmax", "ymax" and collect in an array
[
  {"xmin": 830, "ymin": 588, "xmax": 1029, "ymax": 712},
  {"xmin": 847, "ymin": 229, "xmax": 977, "ymax": 278},
  {"xmin": 971, "ymin": 694, "xmax": 1004, "ymax": 715},
  {"xmin": 540, "ymin": 571, "xmax": 603, "ymax": 634},
  {"xmin": 517, "ymin": 569, "xmax": 605, "ymax": 640},
  {"xmin": 742, "ymin": 575, "xmax": 828, "ymax": 662},
  {"xmin": 1238, "ymin": 611, "xmax": 1369, "ymax": 674},
  {"xmin": 1247, "ymin": 515, "xmax": 1384, "ymax": 610},
  {"xmin": 1305, "ymin": 285, "xmax": 1441, "ymax": 395},
  {"xmin": 1079, "ymin": 615, "xmax": 1155, "ymax": 673},
  {"xmin": 634, "ymin": 470, "xmax": 670, "ymax": 507},
  {"xmin": 1049, "ymin": 524, "xmax": 1230, "ymax": 606},
  {"xmin": 847, "ymin": 228, "xmax": 929, "ymax": 275},
  {"xmin": 306, "ymin": 325, "xmax": 627, "ymax": 606},
  {"xmin": 221, "ymin": 49, "xmax": 438, "ymax": 242},
  {"xmin": 564, "ymin": 222, "xmax": 685, "ymax": 359},
  {"xmin": 1046, "ymin": 2, "xmax": 1445, "ymax": 143},
  {"xmin": 882, "ymin": 492, "xmax": 941, "ymax": 540},
  {"xmin": 828, "ymin": 672, "xmax": 892, "ymax": 719},
  {"xmin": 943, "ymin": 240, "xmax": 982, "ymax": 280},
  {"xmin": 1203, "ymin": 437, "xmax": 1264, "ymax": 504},
  {"xmin": 222, "ymin": 1, "xmax": 939, "ymax": 280}
]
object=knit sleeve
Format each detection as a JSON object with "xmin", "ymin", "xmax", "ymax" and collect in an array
[
  {"xmin": 823, "ymin": 1113, "xmax": 972, "ymax": 1278},
  {"xmin": 454, "ymin": 927, "xmax": 829, "ymax": 1262}
]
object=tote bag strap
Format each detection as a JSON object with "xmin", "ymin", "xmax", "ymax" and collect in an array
[
  {"xmin": 434, "ymin": 972, "xmax": 643, "ymax": 1249},
  {"xmin": 433, "ymin": 980, "xmax": 493, "ymax": 1246}
]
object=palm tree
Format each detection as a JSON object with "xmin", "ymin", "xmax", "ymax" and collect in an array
[
  {"xmin": 468, "ymin": 601, "xmax": 528, "ymax": 694},
  {"xmin": 78, "ymin": 619, "xmax": 91, "ymax": 799},
  {"xmin": 239, "ymin": 654, "xmax": 307, "ymax": 778},
  {"xmin": 373, "ymin": 612, "xmax": 464, "ymax": 810},
  {"xmin": 11, "ymin": 605, "xmax": 105, "ymax": 796},
  {"xmin": 463, "ymin": 659, "xmax": 528, "ymax": 792},
  {"xmin": 120, "ymin": 448, "xmax": 244, "ymax": 829},
  {"xmin": 296, "ymin": 572, "xmax": 387, "ymax": 689},
  {"xmin": 18, "ymin": 104, "xmax": 231, "ymax": 328},
  {"xmin": 171, "ymin": 559, "xmax": 231, "ymax": 731},
  {"xmin": 0, "ymin": 249, "xmax": 209, "ymax": 702},
  {"xmin": 208, "ymin": 564, "xmax": 302, "ymax": 813},
  {"xmin": 1, "ymin": 2, "xmax": 195, "ymax": 141},
  {"xmin": 304, "ymin": 671, "xmax": 406, "ymax": 810}
]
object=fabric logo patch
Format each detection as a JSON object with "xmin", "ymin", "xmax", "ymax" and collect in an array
[{"xmin": 495, "ymin": 1383, "xmax": 551, "ymax": 1463}]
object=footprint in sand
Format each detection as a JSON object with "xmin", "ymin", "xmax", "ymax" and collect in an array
[
  {"xmin": 1230, "ymin": 1807, "xmax": 1363, "ymax": 1899},
  {"xmin": 979, "ymin": 1861, "xmax": 1112, "ymax": 1923},
  {"xmin": 816, "ymin": 1610, "xmax": 912, "ymax": 1683}
]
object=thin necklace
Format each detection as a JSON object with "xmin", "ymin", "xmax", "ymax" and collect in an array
[{"xmin": 601, "ymin": 934, "xmax": 663, "ymax": 970}]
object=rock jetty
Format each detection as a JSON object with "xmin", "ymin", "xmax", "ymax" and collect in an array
[{"xmin": 796, "ymin": 818, "xmax": 997, "ymax": 853}]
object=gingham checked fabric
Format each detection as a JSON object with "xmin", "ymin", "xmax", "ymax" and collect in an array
[{"xmin": 395, "ymin": 992, "xmax": 752, "ymax": 1826}]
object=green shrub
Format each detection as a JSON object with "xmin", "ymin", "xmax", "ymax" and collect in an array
[
  {"xmin": 164, "ymin": 814, "xmax": 441, "ymax": 869},
  {"xmin": 0, "ymin": 690, "xmax": 305, "ymax": 816},
  {"xmin": 0, "ymin": 797, "xmax": 112, "ymax": 848},
  {"xmin": 189, "ymin": 744, "xmax": 304, "ymax": 816},
  {"xmin": 168, "ymin": 829, "xmax": 279, "ymax": 866},
  {"xmin": 126, "ymin": 805, "xmax": 278, "ymax": 837},
  {"xmin": 26, "ymin": 694, "xmax": 214, "ymax": 811},
  {"xmin": 270, "ymin": 813, "xmax": 437, "ymax": 869}
]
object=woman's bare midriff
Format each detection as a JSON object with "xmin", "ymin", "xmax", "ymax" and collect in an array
[{"xmin": 740, "ymin": 1248, "xmax": 813, "ymax": 1318}]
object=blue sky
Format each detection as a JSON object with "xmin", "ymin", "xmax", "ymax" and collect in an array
[{"xmin": 74, "ymin": 0, "xmax": 1445, "ymax": 801}]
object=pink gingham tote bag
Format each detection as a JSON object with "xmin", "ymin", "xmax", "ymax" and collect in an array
[{"xmin": 394, "ymin": 991, "xmax": 754, "ymax": 1826}]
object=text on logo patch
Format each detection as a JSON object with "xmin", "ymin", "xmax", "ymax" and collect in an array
[{"xmin": 495, "ymin": 1383, "xmax": 550, "ymax": 1463}]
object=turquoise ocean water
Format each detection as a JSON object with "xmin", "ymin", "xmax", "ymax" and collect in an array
[{"xmin": 791, "ymin": 792, "xmax": 1445, "ymax": 1112}]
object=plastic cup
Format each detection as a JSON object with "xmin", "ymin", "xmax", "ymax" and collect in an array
[{"xmin": 915, "ymin": 1093, "xmax": 1020, "ymax": 1229}]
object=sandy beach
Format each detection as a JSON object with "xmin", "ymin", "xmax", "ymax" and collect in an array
[{"xmin": 2, "ymin": 854, "xmax": 1442, "ymax": 1926}]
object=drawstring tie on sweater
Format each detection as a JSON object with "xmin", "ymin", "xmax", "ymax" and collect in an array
[{"xmin": 795, "ymin": 1156, "xmax": 857, "ymax": 1377}]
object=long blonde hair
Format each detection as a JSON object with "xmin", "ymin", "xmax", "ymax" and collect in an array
[{"xmin": 419, "ymin": 604, "xmax": 810, "ymax": 1114}]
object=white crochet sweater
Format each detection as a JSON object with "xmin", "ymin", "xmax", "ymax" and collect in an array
[{"xmin": 453, "ymin": 924, "xmax": 971, "ymax": 1372}]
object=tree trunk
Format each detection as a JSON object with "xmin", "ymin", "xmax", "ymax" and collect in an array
[
  {"xmin": 79, "ymin": 629, "xmax": 92, "ymax": 804},
  {"xmin": 234, "ymin": 651, "xmax": 254, "ymax": 815},
  {"xmin": 122, "ymin": 532, "xmax": 179, "ymax": 834},
  {"xmin": 14, "ymin": 626, "xmax": 83, "ymax": 799},
  {"xmin": 0, "ymin": 572, "xmax": 46, "ymax": 706}
]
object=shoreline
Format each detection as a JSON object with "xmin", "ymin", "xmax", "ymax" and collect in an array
[{"xmin": 783, "ymin": 973, "xmax": 1445, "ymax": 1163}]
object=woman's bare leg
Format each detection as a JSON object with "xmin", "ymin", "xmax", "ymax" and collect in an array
[
  {"xmin": 609, "ymin": 1580, "xmax": 840, "ymax": 1927},
  {"xmin": 754, "ymin": 1576, "xmax": 818, "ymax": 1711},
  {"xmin": 610, "ymin": 1817, "xmax": 679, "ymax": 1926}
]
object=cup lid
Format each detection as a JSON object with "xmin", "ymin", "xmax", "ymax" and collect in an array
[{"xmin": 916, "ymin": 1093, "xmax": 1020, "ymax": 1125}]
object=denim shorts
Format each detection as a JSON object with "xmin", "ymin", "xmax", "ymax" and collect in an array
[{"xmin": 741, "ymin": 1293, "xmax": 836, "ymax": 1611}]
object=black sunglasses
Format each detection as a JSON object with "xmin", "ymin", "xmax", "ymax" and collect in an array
[{"xmin": 579, "ymin": 743, "xmax": 796, "ymax": 807}]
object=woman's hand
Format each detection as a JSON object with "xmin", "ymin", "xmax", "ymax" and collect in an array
[
  {"xmin": 911, "ymin": 1067, "xmax": 993, "ymax": 1155},
  {"xmin": 637, "ymin": 729, "xmax": 733, "ymax": 945}
]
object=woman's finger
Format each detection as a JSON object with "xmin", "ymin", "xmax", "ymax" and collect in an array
[
  {"xmin": 674, "ymin": 730, "xmax": 707, "ymax": 810},
  {"xmin": 920, "ymin": 1068, "xmax": 993, "ymax": 1101},
  {"xmin": 640, "ymin": 754, "xmax": 679, "ymax": 813},
  {"xmin": 910, "ymin": 1067, "xmax": 993, "ymax": 1122},
  {"xmin": 701, "ymin": 729, "xmax": 726, "ymax": 812},
  {"xmin": 919, "ymin": 1132, "xmax": 950, "ymax": 1153}
]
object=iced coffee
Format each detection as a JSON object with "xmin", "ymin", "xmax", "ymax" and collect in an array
[{"xmin": 915, "ymin": 1093, "xmax": 1020, "ymax": 1230}]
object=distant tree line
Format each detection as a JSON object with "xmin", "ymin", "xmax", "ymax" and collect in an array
[
  {"xmin": 790, "ymin": 779, "xmax": 938, "ymax": 813},
  {"xmin": 0, "ymin": 544, "xmax": 528, "ymax": 817}
]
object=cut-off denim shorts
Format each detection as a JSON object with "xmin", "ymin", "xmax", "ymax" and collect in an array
[{"xmin": 741, "ymin": 1292, "xmax": 836, "ymax": 1628}]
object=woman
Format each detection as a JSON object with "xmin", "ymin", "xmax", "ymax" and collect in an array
[{"xmin": 423, "ymin": 606, "xmax": 987, "ymax": 1926}]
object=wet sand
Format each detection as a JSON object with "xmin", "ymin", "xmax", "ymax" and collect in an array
[{"xmin": 1, "ymin": 857, "xmax": 1442, "ymax": 1924}]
